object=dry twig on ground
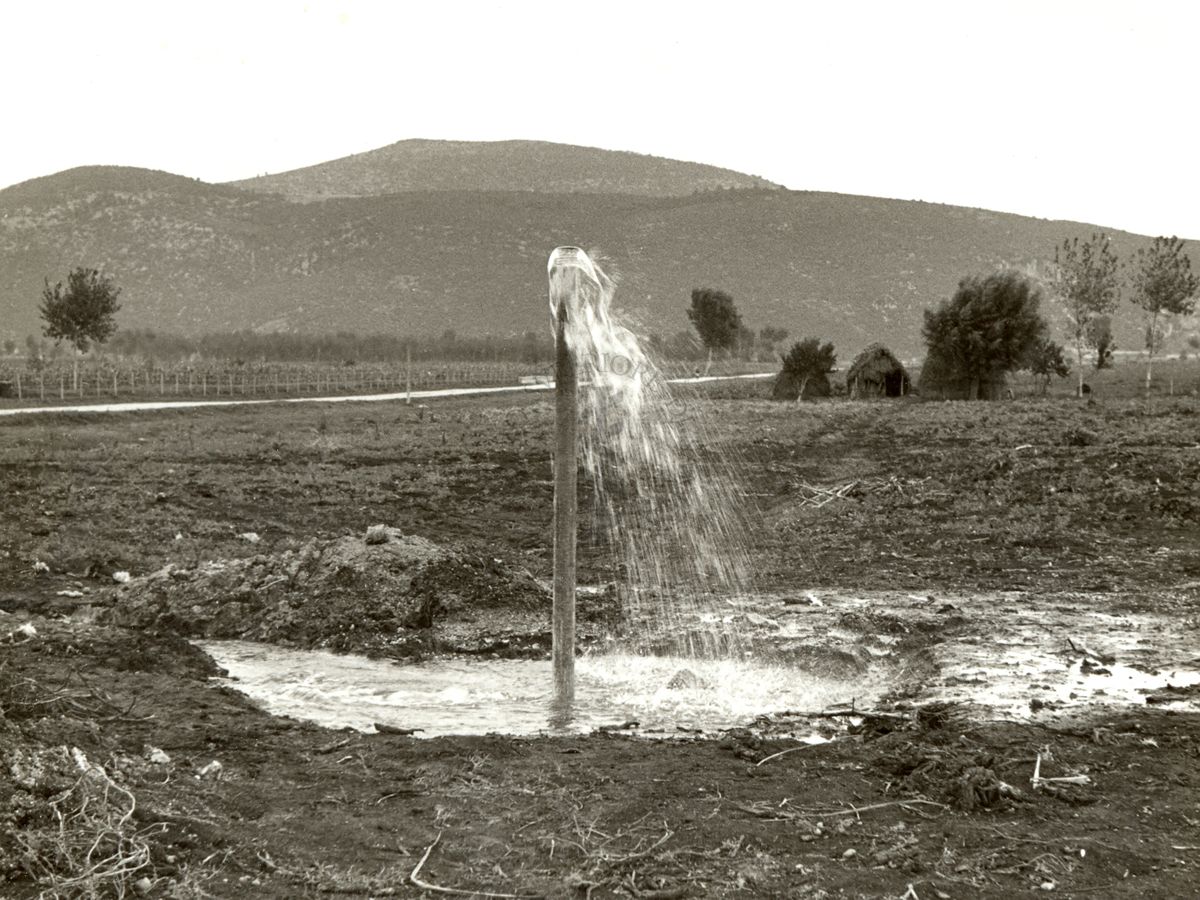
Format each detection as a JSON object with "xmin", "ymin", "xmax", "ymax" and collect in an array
[
  {"xmin": 14, "ymin": 747, "xmax": 158, "ymax": 897},
  {"xmin": 410, "ymin": 832, "xmax": 540, "ymax": 899}
]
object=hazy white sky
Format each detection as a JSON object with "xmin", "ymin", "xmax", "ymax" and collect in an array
[{"xmin": 3, "ymin": 0, "xmax": 1197, "ymax": 236}]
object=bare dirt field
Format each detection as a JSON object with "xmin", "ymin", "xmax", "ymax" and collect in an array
[{"xmin": 2, "ymin": 378, "xmax": 1198, "ymax": 898}]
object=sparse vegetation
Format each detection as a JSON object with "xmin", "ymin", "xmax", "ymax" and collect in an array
[
  {"xmin": 1129, "ymin": 236, "xmax": 1199, "ymax": 395},
  {"xmin": 1049, "ymin": 234, "xmax": 1120, "ymax": 395},
  {"xmin": 4, "ymin": 164, "xmax": 1196, "ymax": 358}
]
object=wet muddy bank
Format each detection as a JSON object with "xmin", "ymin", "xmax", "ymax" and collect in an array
[
  {"xmin": 2, "ymin": 395, "xmax": 1199, "ymax": 896},
  {"xmin": 3, "ymin": 615, "xmax": 1200, "ymax": 898},
  {"xmin": 88, "ymin": 525, "xmax": 621, "ymax": 661}
]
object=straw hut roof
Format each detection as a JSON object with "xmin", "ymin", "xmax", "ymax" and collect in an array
[{"xmin": 846, "ymin": 343, "xmax": 910, "ymax": 398}]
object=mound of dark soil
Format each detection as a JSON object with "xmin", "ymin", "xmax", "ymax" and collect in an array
[{"xmin": 102, "ymin": 526, "xmax": 555, "ymax": 659}]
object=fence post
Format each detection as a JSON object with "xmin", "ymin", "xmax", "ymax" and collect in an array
[
  {"xmin": 16, "ymin": 372, "xmax": 21, "ymax": 400},
  {"xmin": 60, "ymin": 374, "xmax": 64, "ymax": 400},
  {"xmin": 112, "ymin": 371, "xmax": 118, "ymax": 397}
]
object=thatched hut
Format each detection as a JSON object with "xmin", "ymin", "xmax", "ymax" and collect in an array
[
  {"xmin": 846, "ymin": 344, "xmax": 910, "ymax": 398},
  {"xmin": 771, "ymin": 369, "xmax": 831, "ymax": 401},
  {"xmin": 916, "ymin": 351, "xmax": 1006, "ymax": 400}
]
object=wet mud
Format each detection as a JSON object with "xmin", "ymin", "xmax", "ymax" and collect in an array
[{"xmin": 1, "ymin": 393, "xmax": 1198, "ymax": 897}]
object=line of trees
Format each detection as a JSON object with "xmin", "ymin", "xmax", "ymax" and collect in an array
[
  {"xmin": 918, "ymin": 234, "xmax": 1197, "ymax": 401},
  {"xmin": 1047, "ymin": 233, "xmax": 1198, "ymax": 396},
  {"xmin": 27, "ymin": 237, "xmax": 1197, "ymax": 400},
  {"xmin": 21, "ymin": 269, "xmax": 786, "ymax": 369}
]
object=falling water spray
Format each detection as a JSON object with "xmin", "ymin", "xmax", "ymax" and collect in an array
[{"xmin": 548, "ymin": 245, "xmax": 757, "ymax": 703}]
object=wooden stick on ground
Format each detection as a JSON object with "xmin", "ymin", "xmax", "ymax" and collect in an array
[
  {"xmin": 410, "ymin": 832, "xmax": 539, "ymax": 899},
  {"xmin": 806, "ymin": 799, "xmax": 949, "ymax": 817},
  {"xmin": 756, "ymin": 742, "xmax": 825, "ymax": 767}
]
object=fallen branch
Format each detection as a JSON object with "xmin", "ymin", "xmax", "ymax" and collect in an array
[
  {"xmin": 410, "ymin": 832, "xmax": 540, "ymax": 899},
  {"xmin": 733, "ymin": 802, "xmax": 808, "ymax": 821},
  {"xmin": 755, "ymin": 742, "xmax": 824, "ymax": 767},
  {"xmin": 803, "ymin": 800, "xmax": 949, "ymax": 818},
  {"xmin": 1031, "ymin": 753, "xmax": 1092, "ymax": 790},
  {"xmin": 601, "ymin": 828, "xmax": 673, "ymax": 867}
]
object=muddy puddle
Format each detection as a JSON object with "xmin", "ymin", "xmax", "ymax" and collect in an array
[
  {"xmin": 729, "ymin": 590, "xmax": 1200, "ymax": 718},
  {"xmin": 201, "ymin": 590, "xmax": 1200, "ymax": 737},
  {"xmin": 200, "ymin": 641, "xmax": 880, "ymax": 737}
]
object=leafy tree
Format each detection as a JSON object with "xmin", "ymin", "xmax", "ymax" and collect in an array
[
  {"xmin": 40, "ymin": 267, "xmax": 122, "ymax": 389},
  {"xmin": 1087, "ymin": 315, "xmax": 1116, "ymax": 370},
  {"xmin": 687, "ymin": 288, "xmax": 742, "ymax": 371},
  {"xmin": 2, "ymin": 339, "xmax": 15, "ymax": 356},
  {"xmin": 922, "ymin": 270, "xmax": 1048, "ymax": 400},
  {"xmin": 780, "ymin": 337, "xmax": 836, "ymax": 399},
  {"xmin": 1024, "ymin": 337, "xmax": 1071, "ymax": 396},
  {"xmin": 1129, "ymin": 236, "xmax": 1199, "ymax": 395},
  {"xmin": 1049, "ymin": 234, "xmax": 1120, "ymax": 396}
]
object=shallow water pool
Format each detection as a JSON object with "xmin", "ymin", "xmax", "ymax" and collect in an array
[{"xmin": 200, "ymin": 641, "xmax": 880, "ymax": 737}]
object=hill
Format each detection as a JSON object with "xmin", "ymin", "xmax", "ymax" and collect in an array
[
  {"xmin": 226, "ymin": 139, "xmax": 781, "ymax": 201},
  {"xmin": 0, "ymin": 163, "xmax": 1191, "ymax": 360}
]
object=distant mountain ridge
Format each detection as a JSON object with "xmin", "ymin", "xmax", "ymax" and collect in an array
[
  {"xmin": 0, "ymin": 144, "xmax": 1191, "ymax": 359},
  {"xmin": 226, "ymin": 139, "xmax": 781, "ymax": 200}
]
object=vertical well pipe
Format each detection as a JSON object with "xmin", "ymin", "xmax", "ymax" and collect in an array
[{"xmin": 552, "ymin": 289, "xmax": 578, "ymax": 702}]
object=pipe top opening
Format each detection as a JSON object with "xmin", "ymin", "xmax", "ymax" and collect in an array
[{"xmin": 548, "ymin": 246, "xmax": 600, "ymax": 285}]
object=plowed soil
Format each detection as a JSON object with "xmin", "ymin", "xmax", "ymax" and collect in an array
[{"xmin": 2, "ymin": 389, "xmax": 1198, "ymax": 898}]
